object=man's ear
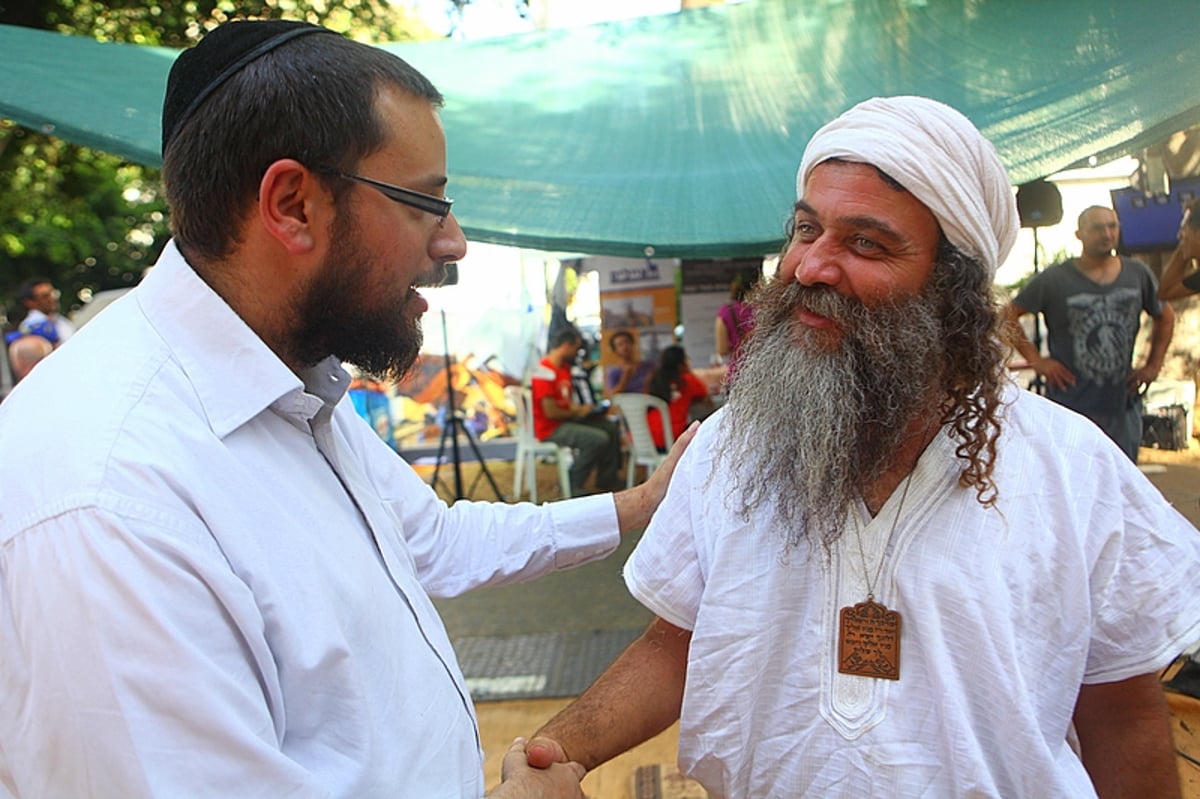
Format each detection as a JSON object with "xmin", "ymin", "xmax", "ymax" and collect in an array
[{"xmin": 258, "ymin": 159, "xmax": 328, "ymax": 255}]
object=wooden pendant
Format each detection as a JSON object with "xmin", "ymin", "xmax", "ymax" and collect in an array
[{"xmin": 838, "ymin": 598, "xmax": 901, "ymax": 680}]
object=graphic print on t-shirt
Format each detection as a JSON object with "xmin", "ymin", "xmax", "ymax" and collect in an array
[{"xmin": 1064, "ymin": 287, "xmax": 1140, "ymax": 386}]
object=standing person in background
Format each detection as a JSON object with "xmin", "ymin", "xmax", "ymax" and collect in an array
[
  {"xmin": 603, "ymin": 329, "xmax": 654, "ymax": 398},
  {"xmin": 713, "ymin": 268, "xmax": 758, "ymax": 372},
  {"xmin": 1157, "ymin": 197, "xmax": 1200, "ymax": 300},
  {"xmin": 10, "ymin": 277, "xmax": 75, "ymax": 347},
  {"xmin": 645, "ymin": 345, "xmax": 712, "ymax": 451},
  {"xmin": 1005, "ymin": 205, "xmax": 1174, "ymax": 462},
  {"xmin": 0, "ymin": 20, "xmax": 694, "ymax": 799}
]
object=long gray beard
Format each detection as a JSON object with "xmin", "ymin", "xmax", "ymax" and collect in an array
[{"xmin": 715, "ymin": 279, "xmax": 947, "ymax": 550}]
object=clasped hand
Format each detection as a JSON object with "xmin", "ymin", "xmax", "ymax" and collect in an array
[{"xmin": 488, "ymin": 737, "xmax": 586, "ymax": 798}]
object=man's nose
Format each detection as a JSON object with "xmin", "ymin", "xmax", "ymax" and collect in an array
[
  {"xmin": 431, "ymin": 212, "xmax": 468, "ymax": 263},
  {"xmin": 788, "ymin": 236, "xmax": 842, "ymax": 289}
]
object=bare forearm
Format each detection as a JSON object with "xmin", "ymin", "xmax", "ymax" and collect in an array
[
  {"xmin": 714, "ymin": 318, "xmax": 731, "ymax": 357},
  {"xmin": 533, "ymin": 618, "xmax": 690, "ymax": 771},
  {"xmin": 1159, "ymin": 246, "xmax": 1192, "ymax": 300},
  {"xmin": 1145, "ymin": 304, "xmax": 1175, "ymax": 372},
  {"xmin": 1011, "ymin": 334, "xmax": 1042, "ymax": 367},
  {"xmin": 1073, "ymin": 673, "xmax": 1180, "ymax": 798},
  {"xmin": 1002, "ymin": 303, "xmax": 1040, "ymax": 365},
  {"xmin": 543, "ymin": 401, "xmax": 585, "ymax": 421},
  {"xmin": 612, "ymin": 484, "xmax": 657, "ymax": 534}
]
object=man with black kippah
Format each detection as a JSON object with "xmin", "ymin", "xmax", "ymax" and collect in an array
[{"xmin": 0, "ymin": 19, "xmax": 693, "ymax": 799}]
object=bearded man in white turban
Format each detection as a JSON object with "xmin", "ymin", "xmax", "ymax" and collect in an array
[{"xmin": 523, "ymin": 96, "xmax": 1200, "ymax": 798}]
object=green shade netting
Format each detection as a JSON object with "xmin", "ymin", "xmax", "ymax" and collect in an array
[{"xmin": 3, "ymin": 0, "xmax": 1200, "ymax": 257}]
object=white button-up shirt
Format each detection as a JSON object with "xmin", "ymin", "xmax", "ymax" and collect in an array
[{"xmin": 0, "ymin": 241, "xmax": 619, "ymax": 798}]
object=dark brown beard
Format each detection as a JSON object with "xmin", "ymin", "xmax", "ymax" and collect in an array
[
  {"xmin": 714, "ymin": 276, "xmax": 947, "ymax": 550},
  {"xmin": 292, "ymin": 206, "xmax": 424, "ymax": 383}
]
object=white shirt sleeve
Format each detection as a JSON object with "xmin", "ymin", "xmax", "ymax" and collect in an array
[
  {"xmin": 622, "ymin": 414, "xmax": 715, "ymax": 631},
  {"xmin": 339, "ymin": 404, "xmax": 621, "ymax": 600},
  {"xmin": 1080, "ymin": 457, "xmax": 1200, "ymax": 682},
  {"xmin": 0, "ymin": 506, "xmax": 324, "ymax": 798}
]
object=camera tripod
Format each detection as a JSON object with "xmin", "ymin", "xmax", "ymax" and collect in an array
[{"xmin": 429, "ymin": 309, "xmax": 505, "ymax": 502}]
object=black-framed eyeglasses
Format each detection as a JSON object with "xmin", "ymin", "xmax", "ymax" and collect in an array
[{"xmin": 320, "ymin": 169, "xmax": 453, "ymax": 226}]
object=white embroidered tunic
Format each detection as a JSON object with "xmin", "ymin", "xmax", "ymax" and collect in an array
[{"xmin": 626, "ymin": 387, "xmax": 1200, "ymax": 798}]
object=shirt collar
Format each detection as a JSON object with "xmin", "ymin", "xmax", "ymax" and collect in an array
[{"xmin": 136, "ymin": 240, "xmax": 349, "ymax": 438}]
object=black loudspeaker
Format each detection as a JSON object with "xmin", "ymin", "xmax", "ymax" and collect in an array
[{"xmin": 1016, "ymin": 179, "xmax": 1063, "ymax": 228}]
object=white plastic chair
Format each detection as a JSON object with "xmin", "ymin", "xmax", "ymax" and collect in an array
[
  {"xmin": 505, "ymin": 385, "xmax": 572, "ymax": 503},
  {"xmin": 611, "ymin": 393, "xmax": 673, "ymax": 488}
]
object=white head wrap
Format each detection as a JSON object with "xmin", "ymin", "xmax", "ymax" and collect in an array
[{"xmin": 796, "ymin": 96, "xmax": 1018, "ymax": 277}]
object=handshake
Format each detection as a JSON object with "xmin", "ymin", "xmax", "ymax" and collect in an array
[{"xmin": 488, "ymin": 736, "xmax": 585, "ymax": 799}]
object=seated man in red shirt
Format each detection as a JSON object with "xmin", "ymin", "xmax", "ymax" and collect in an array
[
  {"xmin": 530, "ymin": 327, "xmax": 623, "ymax": 493},
  {"xmin": 646, "ymin": 345, "xmax": 713, "ymax": 451}
]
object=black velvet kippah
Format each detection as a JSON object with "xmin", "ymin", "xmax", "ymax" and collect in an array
[{"xmin": 161, "ymin": 19, "xmax": 337, "ymax": 155}]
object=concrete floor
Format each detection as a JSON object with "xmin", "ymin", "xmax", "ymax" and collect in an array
[{"xmin": 1138, "ymin": 444, "xmax": 1200, "ymax": 527}]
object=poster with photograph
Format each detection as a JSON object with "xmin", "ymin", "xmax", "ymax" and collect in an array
[{"xmin": 587, "ymin": 256, "xmax": 679, "ymax": 393}]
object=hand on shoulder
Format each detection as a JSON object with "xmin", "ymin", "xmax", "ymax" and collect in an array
[{"xmin": 613, "ymin": 420, "xmax": 699, "ymax": 532}]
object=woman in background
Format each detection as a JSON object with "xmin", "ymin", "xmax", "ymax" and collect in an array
[
  {"xmin": 713, "ymin": 269, "xmax": 759, "ymax": 371},
  {"xmin": 646, "ymin": 345, "xmax": 712, "ymax": 451}
]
